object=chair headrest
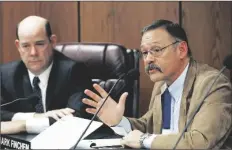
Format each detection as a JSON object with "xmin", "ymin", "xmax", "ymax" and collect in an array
[{"xmin": 55, "ymin": 43, "xmax": 134, "ymax": 79}]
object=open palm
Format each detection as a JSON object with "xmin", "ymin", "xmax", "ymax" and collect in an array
[{"xmin": 82, "ymin": 84, "xmax": 128, "ymax": 126}]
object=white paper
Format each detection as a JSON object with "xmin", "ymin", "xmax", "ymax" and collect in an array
[
  {"xmin": 31, "ymin": 116, "xmax": 103, "ymax": 149},
  {"xmin": 110, "ymin": 127, "xmax": 127, "ymax": 136}
]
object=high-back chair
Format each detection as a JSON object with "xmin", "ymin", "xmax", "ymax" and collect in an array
[{"xmin": 55, "ymin": 42, "xmax": 140, "ymax": 117}]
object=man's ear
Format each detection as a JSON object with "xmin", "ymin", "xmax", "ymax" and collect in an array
[
  {"xmin": 50, "ymin": 34, "xmax": 57, "ymax": 48},
  {"xmin": 15, "ymin": 39, "xmax": 20, "ymax": 52},
  {"xmin": 178, "ymin": 41, "xmax": 188, "ymax": 59}
]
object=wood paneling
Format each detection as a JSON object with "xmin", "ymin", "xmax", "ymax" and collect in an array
[
  {"xmin": 80, "ymin": 1, "xmax": 179, "ymax": 116},
  {"xmin": 182, "ymin": 2, "xmax": 232, "ymax": 78},
  {"xmin": 1, "ymin": 2, "xmax": 36, "ymax": 63},
  {"xmin": 34, "ymin": 2, "xmax": 78, "ymax": 43},
  {"xmin": 1, "ymin": 2, "xmax": 78, "ymax": 63},
  {"xmin": 0, "ymin": 2, "xmax": 2, "ymax": 64},
  {"xmin": 80, "ymin": 2, "xmax": 114, "ymax": 42}
]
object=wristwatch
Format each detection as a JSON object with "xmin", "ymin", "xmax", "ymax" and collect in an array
[{"xmin": 139, "ymin": 133, "xmax": 152, "ymax": 148}]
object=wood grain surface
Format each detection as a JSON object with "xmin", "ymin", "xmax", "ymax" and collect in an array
[
  {"xmin": 80, "ymin": 1, "xmax": 179, "ymax": 115},
  {"xmin": 1, "ymin": 1, "xmax": 78, "ymax": 63},
  {"xmin": 182, "ymin": 1, "xmax": 232, "ymax": 78}
]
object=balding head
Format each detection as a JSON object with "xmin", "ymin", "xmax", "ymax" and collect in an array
[
  {"xmin": 15, "ymin": 15, "xmax": 57, "ymax": 75},
  {"xmin": 16, "ymin": 16, "xmax": 52, "ymax": 41}
]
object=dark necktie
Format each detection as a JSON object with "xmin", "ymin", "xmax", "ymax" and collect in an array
[
  {"xmin": 161, "ymin": 88, "xmax": 172, "ymax": 129},
  {"xmin": 33, "ymin": 77, "xmax": 44, "ymax": 113}
]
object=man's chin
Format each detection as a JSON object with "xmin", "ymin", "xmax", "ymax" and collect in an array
[
  {"xmin": 149, "ymin": 74, "xmax": 164, "ymax": 83},
  {"xmin": 28, "ymin": 67, "xmax": 43, "ymax": 75}
]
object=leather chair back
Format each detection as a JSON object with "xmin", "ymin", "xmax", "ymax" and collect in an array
[{"xmin": 55, "ymin": 42, "xmax": 140, "ymax": 117}]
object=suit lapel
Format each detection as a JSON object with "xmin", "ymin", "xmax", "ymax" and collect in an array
[
  {"xmin": 178, "ymin": 59, "xmax": 197, "ymax": 132},
  {"xmin": 45, "ymin": 51, "xmax": 67, "ymax": 110},
  {"xmin": 153, "ymin": 82, "xmax": 166, "ymax": 134},
  {"xmin": 153, "ymin": 93, "xmax": 162, "ymax": 133},
  {"xmin": 45, "ymin": 60, "xmax": 58, "ymax": 110},
  {"xmin": 22, "ymin": 73, "xmax": 33, "ymax": 97}
]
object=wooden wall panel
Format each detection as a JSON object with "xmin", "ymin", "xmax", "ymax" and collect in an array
[
  {"xmin": 80, "ymin": 2, "xmax": 114, "ymax": 42},
  {"xmin": 182, "ymin": 2, "xmax": 232, "ymax": 78},
  {"xmin": 1, "ymin": 2, "xmax": 36, "ymax": 63},
  {"xmin": 0, "ymin": 2, "xmax": 2, "ymax": 64},
  {"xmin": 80, "ymin": 2, "xmax": 179, "ymax": 116},
  {"xmin": 34, "ymin": 2, "xmax": 78, "ymax": 43},
  {"xmin": 1, "ymin": 2, "xmax": 78, "ymax": 63}
]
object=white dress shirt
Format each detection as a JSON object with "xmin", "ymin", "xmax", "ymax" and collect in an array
[
  {"xmin": 117, "ymin": 63, "xmax": 190, "ymax": 148},
  {"xmin": 11, "ymin": 62, "xmax": 53, "ymax": 133}
]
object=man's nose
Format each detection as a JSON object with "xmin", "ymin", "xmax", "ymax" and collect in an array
[
  {"xmin": 144, "ymin": 52, "xmax": 155, "ymax": 63},
  {"xmin": 30, "ymin": 46, "xmax": 38, "ymax": 55}
]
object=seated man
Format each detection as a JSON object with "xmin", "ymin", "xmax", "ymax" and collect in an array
[
  {"xmin": 1, "ymin": 15, "xmax": 92, "ymax": 133},
  {"xmin": 82, "ymin": 19, "xmax": 232, "ymax": 149}
]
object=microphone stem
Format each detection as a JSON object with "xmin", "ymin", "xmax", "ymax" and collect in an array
[
  {"xmin": 1, "ymin": 98, "xmax": 28, "ymax": 107},
  {"xmin": 73, "ymin": 74, "xmax": 125, "ymax": 149},
  {"xmin": 173, "ymin": 66, "xmax": 226, "ymax": 150}
]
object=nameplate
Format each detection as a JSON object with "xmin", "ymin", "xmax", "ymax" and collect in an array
[{"xmin": 1, "ymin": 134, "xmax": 31, "ymax": 149}]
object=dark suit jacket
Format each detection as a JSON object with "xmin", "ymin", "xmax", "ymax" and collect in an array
[{"xmin": 1, "ymin": 50, "xmax": 93, "ymax": 121}]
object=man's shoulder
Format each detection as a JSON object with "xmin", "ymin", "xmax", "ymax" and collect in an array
[
  {"xmin": 53, "ymin": 50, "xmax": 87, "ymax": 69},
  {"xmin": 53, "ymin": 50, "xmax": 77, "ymax": 66},
  {"xmin": 193, "ymin": 61, "xmax": 231, "ymax": 90},
  {"xmin": 0, "ymin": 60, "xmax": 22, "ymax": 72},
  {"xmin": 0, "ymin": 60, "xmax": 25, "ymax": 84},
  {"xmin": 195, "ymin": 61, "xmax": 229, "ymax": 82}
]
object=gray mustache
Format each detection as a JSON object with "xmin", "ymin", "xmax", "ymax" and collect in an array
[{"xmin": 145, "ymin": 64, "xmax": 162, "ymax": 73}]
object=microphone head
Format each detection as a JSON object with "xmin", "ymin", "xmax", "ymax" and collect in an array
[
  {"xmin": 223, "ymin": 54, "xmax": 232, "ymax": 69},
  {"xmin": 126, "ymin": 68, "xmax": 140, "ymax": 79}
]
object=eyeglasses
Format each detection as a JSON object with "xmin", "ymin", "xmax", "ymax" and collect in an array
[{"xmin": 140, "ymin": 41, "xmax": 180, "ymax": 58}]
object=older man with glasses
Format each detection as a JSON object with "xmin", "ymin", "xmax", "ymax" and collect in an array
[{"xmin": 82, "ymin": 19, "xmax": 232, "ymax": 149}]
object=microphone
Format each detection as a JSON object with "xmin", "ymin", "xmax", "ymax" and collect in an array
[
  {"xmin": 1, "ymin": 94, "xmax": 39, "ymax": 107},
  {"xmin": 73, "ymin": 68, "xmax": 140, "ymax": 149},
  {"xmin": 173, "ymin": 54, "xmax": 232, "ymax": 150}
]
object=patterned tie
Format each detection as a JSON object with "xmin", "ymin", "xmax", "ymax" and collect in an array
[
  {"xmin": 33, "ymin": 77, "xmax": 44, "ymax": 113},
  {"xmin": 161, "ymin": 88, "xmax": 171, "ymax": 129}
]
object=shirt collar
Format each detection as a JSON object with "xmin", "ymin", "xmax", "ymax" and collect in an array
[
  {"xmin": 28, "ymin": 62, "xmax": 53, "ymax": 87},
  {"xmin": 161, "ymin": 63, "xmax": 190, "ymax": 101}
]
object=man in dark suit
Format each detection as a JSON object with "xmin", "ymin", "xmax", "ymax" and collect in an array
[{"xmin": 1, "ymin": 16, "xmax": 92, "ymax": 133}]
